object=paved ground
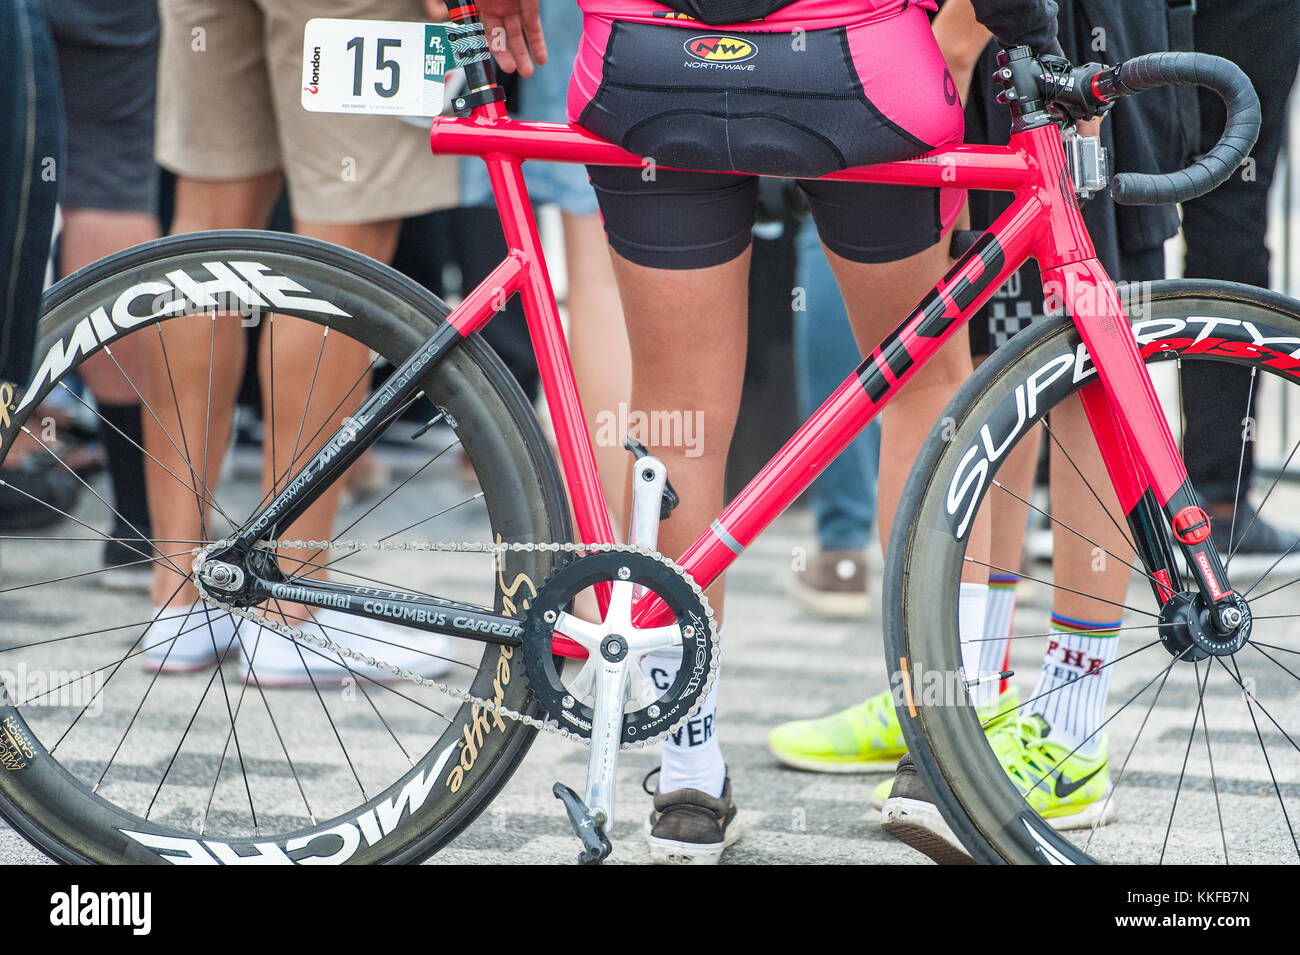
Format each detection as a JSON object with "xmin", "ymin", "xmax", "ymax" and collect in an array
[{"xmin": 0, "ymin": 426, "xmax": 1295, "ymax": 865}]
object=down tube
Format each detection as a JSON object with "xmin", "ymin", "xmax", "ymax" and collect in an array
[{"xmin": 655, "ymin": 194, "xmax": 1046, "ymax": 616}]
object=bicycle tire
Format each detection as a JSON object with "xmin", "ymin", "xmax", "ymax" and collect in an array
[
  {"xmin": 0, "ymin": 230, "xmax": 572, "ymax": 864},
  {"xmin": 887, "ymin": 278, "xmax": 1300, "ymax": 864}
]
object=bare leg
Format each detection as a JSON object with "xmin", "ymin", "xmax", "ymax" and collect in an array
[
  {"xmin": 564, "ymin": 211, "xmax": 632, "ymax": 526},
  {"xmin": 607, "ymin": 249, "xmax": 750, "ymax": 619},
  {"xmin": 263, "ymin": 218, "xmax": 401, "ymax": 583},
  {"xmin": 1046, "ymin": 394, "xmax": 1133, "ymax": 617},
  {"xmin": 822, "ymin": 239, "xmax": 992, "ymax": 581},
  {"xmin": 144, "ymin": 173, "xmax": 282, "ymax": 608},
  {"xmin": 61, "ymin": 210, "xmax": 158, "ymax": 402}
]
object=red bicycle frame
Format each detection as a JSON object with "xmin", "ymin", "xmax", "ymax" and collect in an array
[{"xmin": 429, "ymin": 97, "xmax": 1227, "ymax": 643}]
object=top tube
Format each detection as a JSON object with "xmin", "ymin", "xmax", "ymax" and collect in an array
[{"xmin": 429, "ymin": 115, "xmax": 1035, "ymax": 192}]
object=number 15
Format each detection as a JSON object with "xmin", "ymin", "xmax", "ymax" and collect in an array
[{"xmin": 346, "ymin": 36, "xmax": 401, "ymax": 98}]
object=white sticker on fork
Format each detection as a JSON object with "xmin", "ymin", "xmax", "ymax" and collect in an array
[{"xmin": 301, "ymin": 19, "xmax": 455, "ymax": 117}]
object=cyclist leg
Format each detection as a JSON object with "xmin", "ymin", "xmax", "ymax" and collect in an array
[
  {"xmin": 264, "ymin": 218, "xmax": 401, "ymax": 586},
  {"xmin": 142, "ymin": 172, "xmax": 283, "ymax": 612},
  {"xmin": 564, "ymin": 211, "xmax": 632, "ymax": 527}
]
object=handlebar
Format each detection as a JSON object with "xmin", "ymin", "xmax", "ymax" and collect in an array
[{"xmin": 1046, "ymin": 52, "xmax": 1261, "ymax": 207}]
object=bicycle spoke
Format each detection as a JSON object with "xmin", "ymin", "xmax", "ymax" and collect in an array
[
  {"xmin": 320, "ymin": 435, "xmax": 459, "ymax": 557},
  {"xmin": 55, "ymin": 378, "xmax": 232, "ymax": 526},
  {"xmin": 287, "ymin": 324, "xmax": 331, "ymax": 481},
  {"xmin": 1083, "ymin": 647, "xmax": 1187, "ymax": 854},
  {"xmin": 963, "ymin": 555, "xmax": 1159, "ymax": 618},
  {"xmin": 1194, "ymin": 658, "xmax": 1229, "ymax": 863},
  {"xmin": 966, "ymin": 622, "xmax": 1163, "ymax": 643},
  {"xmin": 1227, "ymin": 430, "xmax": 1300, "ymax": 565},
  {"xmin": 199, "ymin": 606, "xmax": 260, "ymax": 834},
  {"xmin": 1224, "ymin": 367, "xmax": 1258, "ymax": 575},
  {"xmin": 1040, "ymin": 418, "xmax": 1139, "ymax": 557},
  {"xmin": 18, "ymin": 427, "xmax": 190, "ymax": 580},
  {"xmin": 265, "ymin": 597, "xmax": 369, "ymax": 804},
  {"xmin": 153, "ymin": 321, "xmax": 216, "ymax": 545},
  {"xmin": 990, "ymin": 476, "xmax": 1157, "ymax": 590},
  {"xmin": 1219, "ymin": 656, "xmax": 1300, "ymax": 859},
  {"xmin": 980, "ymin": 640, "xmax": 1162, "ymax": 728},
  {"xmin": 245, "ymin": 353, "xmax": 383, "ymax": 522},
  {"xmin": 1018, "ymin": 644, "xmax": 1176, "ymax": 797},
  {"xmin": 57, "ymin": 576, "xmax": 193, "ymax": 761},
  {"xmin": 1241, "ymin": 532, "xmax": 1300, "ymax": 598},
  {"xmin": 1159, "ymin": 660, "xmax": 1212, "ymax": 864},
  {"xmin": 1250, "ymin": 641, "xmax": 1300, "ymax": 657},
  {"xmin": 0, "ymin": 547, "xmax": 192, "ymax": 596}
]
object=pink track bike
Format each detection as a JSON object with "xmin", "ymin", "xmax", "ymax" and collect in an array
[{"xmin": 0, "ymin": 6, "xmax": 1293, "ymax": 864}]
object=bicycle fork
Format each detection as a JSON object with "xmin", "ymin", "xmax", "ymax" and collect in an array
[{"xmin": 1051, "ymin": 259, "xmax": 1253, "ymax": 656}]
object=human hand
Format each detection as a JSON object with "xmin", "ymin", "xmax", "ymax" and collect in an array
[{"xmin": 424, "ymin": 0, "xmax": 547, "ymax": 76}]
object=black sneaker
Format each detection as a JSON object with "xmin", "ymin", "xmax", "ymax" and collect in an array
[
  {"xmin": 879, "ymin": 755, "xmax": 974, "ymax": 865},
  {"xmin": 1208, "ymin": 500, "xmax": 1300, "ymax": 574},
  {"xmin": 644, "ymin": 771, "xmax": 742, "ymax": 865}
]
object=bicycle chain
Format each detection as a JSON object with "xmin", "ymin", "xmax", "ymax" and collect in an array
[{"xmin": 193, "ymin": 539, "xmax": 718, "ymax": 751}]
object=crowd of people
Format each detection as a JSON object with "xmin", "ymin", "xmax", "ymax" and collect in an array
[{"xmin": 0, "ymin": 0, "xmax": 1296, "ymax": 865}]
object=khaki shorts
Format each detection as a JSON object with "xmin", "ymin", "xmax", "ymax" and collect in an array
[{"xmin": 156, "ymin": 0, "xmax": 457, "ymax": 223}]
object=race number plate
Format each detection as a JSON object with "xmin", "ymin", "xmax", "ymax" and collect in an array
[{"xmin": 301, "ymin": 19, "xmax": 456, "ymax": 117}]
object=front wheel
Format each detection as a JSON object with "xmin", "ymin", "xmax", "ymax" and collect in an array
[
  {"xmin": 0, "ymin": 231, "xmax": 571, "ymax": 863},
  {"xmin": 888, "ymin": 279, "xmax": 1300, "ymax": 864}
]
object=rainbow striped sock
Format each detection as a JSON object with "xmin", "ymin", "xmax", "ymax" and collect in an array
[
  {"xmin": 973, "ymin": 574, "xmax": 1018, "ymax": 709},
  {"xmin": 1029, "ymin": 613, "xmax": 1121, "ymax": 755}
]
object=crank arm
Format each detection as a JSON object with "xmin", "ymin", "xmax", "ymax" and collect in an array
[{"xmin": 553, "ymin": 782, "xmax": 612, "ymax": 864}]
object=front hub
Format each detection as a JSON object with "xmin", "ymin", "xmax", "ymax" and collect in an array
[{"xmin": 1158, "ymin": 591, "xmax": 1252, "ymax": 660}]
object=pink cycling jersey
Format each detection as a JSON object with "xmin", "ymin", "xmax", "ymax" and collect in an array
[
  {"xmin": 568, "ymin": 0, "xmax": 964, "ymax": 189},
  {"xmin": 576, "ymin": 0, "xmax": 937, "ymax": 30}
]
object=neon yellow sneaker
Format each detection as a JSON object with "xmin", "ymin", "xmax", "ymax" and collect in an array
[
  {"xmin": 771, "ymin": 686, "xmax": 1019, "ymax": 774},
  {"xmin": 986, "ymin": 714, "xmax": 1116, "ymax": 830},
  {"xmin": 768, "ymin": 689, "xmax": 905, "ymax": 772},
  {"xmin": 869, "ymin": 687, "xmax": 1020, "ymax": 807}
]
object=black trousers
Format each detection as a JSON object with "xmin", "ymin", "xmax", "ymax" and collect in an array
[
  {"xmin": 0, "ymin": 0, "xmax": 63, "ymax": 388},
  {"xmin": 1180, "ymin": 0, "xmax": 1300, "ymax": 504}
]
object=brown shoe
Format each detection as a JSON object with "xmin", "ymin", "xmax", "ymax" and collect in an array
[
  {"xmin": 645, "ymin": 774, "xmax": 742, "ymax": 865},
  {"xmin": 788, "ymin": 549, "xmax": 870, "ymax": 619},
  {"xmin": 879, "ymin": 755, "xmax": 974, "ymax": 865}
]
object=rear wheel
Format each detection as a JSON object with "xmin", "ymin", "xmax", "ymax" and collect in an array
[
  {"xmin": 0, "ymin": 231, "xmax": 570, "ymax": 863},
  {"xmin": 889, "ymin": 279, "xmax": 1300, "ymax": 864}
]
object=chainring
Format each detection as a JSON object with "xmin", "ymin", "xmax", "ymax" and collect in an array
[{"xmin": 520, "ymin": 550, "xmax": 717, "ymax": 747}]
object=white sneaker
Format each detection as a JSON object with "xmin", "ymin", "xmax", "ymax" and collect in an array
[
  {"xmin": 140, "ymin": 603, "xmax": 238, "ymax": 674},
  {"xmin": 239, "ymin": 607, "xmax": 456, "ymax": 687}
]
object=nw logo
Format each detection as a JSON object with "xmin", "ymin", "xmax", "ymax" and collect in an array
[{"xmin": 684, "ymin": 35, "xmax": 756, "ymax": 62}]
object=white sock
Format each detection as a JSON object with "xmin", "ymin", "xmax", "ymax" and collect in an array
[
  {"xmin": 973, "ymin": 574, "xmax": 1017, "ymax": 710},
  {"xmin": 959, "ymin": 582, "xmax": 988, "ymax": 705},
  {"xmin": 640, "ymin": 641, "xmax": 724, "ymax": 798},
  {"xmin": 1029, "ymin": 613, "xmax": 1121, "ymax": 755}
]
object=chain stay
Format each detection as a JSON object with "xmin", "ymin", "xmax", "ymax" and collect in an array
[{"xmin": 193, "ymin": 538, "xmax": 717, "ymax": 750}]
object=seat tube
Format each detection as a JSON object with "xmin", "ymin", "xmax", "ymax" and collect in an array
[{"xmin": 485, "ymin": 154, "xmax": 615, "ymax": 548}]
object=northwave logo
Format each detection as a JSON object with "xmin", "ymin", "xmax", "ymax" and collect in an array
[{"xmin": 684, "ymin": 35, "xmax": 756, "ymax": 63}]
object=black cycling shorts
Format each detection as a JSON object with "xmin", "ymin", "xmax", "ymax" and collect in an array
[{"xmin": 570, "ymin": 8, "xmax": 965, "ymax": 269}]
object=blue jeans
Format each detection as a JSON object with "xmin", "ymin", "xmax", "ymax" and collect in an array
[{"xmin": 793, "ymin": 217, "xmax": 881, "ymax": 552}]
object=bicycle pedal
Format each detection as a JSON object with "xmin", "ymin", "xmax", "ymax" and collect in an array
[{"xmin": 553, "ymin": 782, "xmax": 613, "ymax": 864}]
